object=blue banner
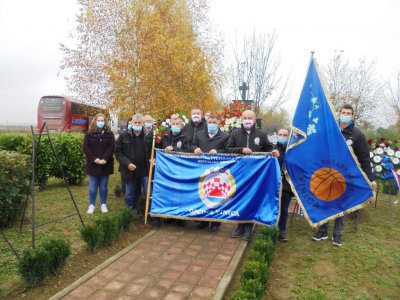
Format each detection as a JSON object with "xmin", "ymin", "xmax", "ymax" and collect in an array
[
  {"xmin": 150, "ymin": 150, "xmax": 281, "ymax": 226},
  {"xmin": 284, "ymin": 57, "xmax": 373, "ymax": 227}
]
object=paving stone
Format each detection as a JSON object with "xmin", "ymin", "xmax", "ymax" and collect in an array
[
  {"xmin": 198, "ymin": 275, "xmax": 221, "ymax": 288},
  {"xmin": 178, "ymin": 272, "xmax": 202, "ymax": 284},
  {"xmin": 160, "ymin": 269, "xmax": 183, "ymax": 280},
  {"xmin": 186, "ymin": 264, "xmax": 206, "ymax": 273},
  {"xmin": 88, "ymin": 290, "xmax": 114, "ymax": 300},
  {"xmin": 170, "ymin": 281, "xmax": 195, "ymax": 295},
  {"xmin": 103, "ymin": 280, "xmax": 126, "ymax": 292},
  {"xmin": 68, "ymin": 285, "xmax": 94, "ymax": 298},
  {"xmin": 163, "ymin": 291, "xmax": 187, "ymax": 300},
  {"xmin": 190, "ymin": 286, "xmax": 214, "ymax": 298},
  {"xmin": 133, "ymin": 275, "xmax": 154, "ymax": 286},
  {"xmin": 115, "ymin": 270, "xmax": 138, "ymax": 283},
  {"xmin": 138, "ymin": 286, "xmax": 167, "ymax": 299},
  {"xmin": 152, "ymin": 278, "xmax": 175, "ymax": 290},
  {"xmin": 119, "ymin": 283, "xmax": 147, "ymax": 296}
]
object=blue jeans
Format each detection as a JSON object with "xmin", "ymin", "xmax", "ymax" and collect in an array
[
  {"xmin": 88, "ymin": 175, "xmax": 109, "ymax": 205},
  {"xmin": 278, "ymin": 192, "xmax": 292, "ymax": 233},
  {"xmin": 125, "ymin": 176, "xmax": 148, "ymax": 210}
]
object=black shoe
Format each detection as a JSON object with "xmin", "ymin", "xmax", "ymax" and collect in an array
[
  {"xmin": 278, "ymin": 232, "xmax": 288, "ymax": 242},
  {"xmin": 242, "ymin": 225, "xmax": 253, "ymax": 241},
  {"xmin": 177, "ymin": 220, "xmax": 186, "ymax": 227},
  {"xmin": 311, "ymin": 231, "xmax": 328, "ymax": 241},
  {"xmin": 208, "ymin": 224, "xmax": 218, "ymax": 233},
  {"xmin": 152, "ymin": 218, "xmax": 161, "ymax": 229},
  {"xmin": 332, "ymin": 235, "xmax": 342, "ymax": 247},
  {"xmin": 231, "ymin": 224, "xmax": 245, "ymax": 238},
  {"xmin": 196, "ymin": 221, "xmax": 209, "ymax": 229}
]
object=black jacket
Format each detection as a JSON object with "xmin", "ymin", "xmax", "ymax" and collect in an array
[
  {"xmin": 83, "ymin": 130, "xmax": 115, "ymax": 176},
  {"xmin": 276, "ymin": 142, "xmax": 294, "ymax": 195},
  {"xmin": 193, "ymin": 129, "xmax": 230, "ymax": 153},
  {"xmin": 115, "ymin": 129, "xmax": 152, "ymax": 181},
  {"xmin": 162, "ymin": 130, "xmax": 189, "ymax": 152},
  {"xmin": 226, "ymin": 125, "xmax": 273, "ymax": 153},
  {"xmin": 341, "ymin": 123, "xmax": 374, "ymax": 181},
  {"xmin": 182, "ymin": 120, "xmax": 207, "ymax": 144}
]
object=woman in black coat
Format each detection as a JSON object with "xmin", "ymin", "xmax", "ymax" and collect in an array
[{"xmin": 83, "ymin": 113, "xmax": 115, "ymax": 214}]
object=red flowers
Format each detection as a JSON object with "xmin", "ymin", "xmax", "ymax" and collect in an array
[
  {"xmin": 380, "ymin": 136, "xmax": 386, "ymax": 142},
  {"xmin": 367, "ymin": 138, "xmax": 373, "ymax": 144}
]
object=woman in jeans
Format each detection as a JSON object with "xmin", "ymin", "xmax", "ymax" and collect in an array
[{"xmin": 83, "ymin": 113, "xmax": 115, "ymax": 214}]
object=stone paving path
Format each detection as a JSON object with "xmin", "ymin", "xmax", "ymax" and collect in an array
[{"xmin": 51, "ymin": 222, "xmax": 248, "ymax": 300}]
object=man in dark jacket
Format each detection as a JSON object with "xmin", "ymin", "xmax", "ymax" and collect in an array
[
  {"xmin": 312, "ymin": 104, "xmax": 377, "ymax": 246},
  {"xmin": 162, "ymin": 117, "xmax": 190, "ymax": 152},
  {"xmin": 226, "ymin": 110, "xmax": 279, "ymax": 241},
  {"xmin": 182, "ymin": 108, "xmax": 207, "ymax": 145},
  {"xmin": 115, "ymin": 113, "xmax": 152, "ymax": 211},
  {"xmin": 193, "ymin": 114, "xmax": 230, "ymax": 232},
  {"xmin": 276, "ymin": 128, "xmax": 294, "ymax": 242}
]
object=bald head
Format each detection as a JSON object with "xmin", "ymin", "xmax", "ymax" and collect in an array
[{"xmin": 241, "ymin": 110, "xmax": 256, "ymax": 121}]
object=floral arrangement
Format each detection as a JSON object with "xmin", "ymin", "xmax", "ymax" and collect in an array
[
  {"xmin": 368, "ymin": 136, "xmax": 400, "ymax": 181},
  {"xmin": 219, "ymin": 100, "xmax": 250, "ymax": 132},
  {"xmin": 154, "ymin": 113, "xmax": 189, "ymax": 143}
]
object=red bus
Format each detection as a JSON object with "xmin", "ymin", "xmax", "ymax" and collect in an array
[{"xmin": 37, "ymin": 96, "xmax": 108, "ymax": 132}]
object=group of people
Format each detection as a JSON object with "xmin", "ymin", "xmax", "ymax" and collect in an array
[{"xmin": 82, "ymin": 104, "xmax": 375, "ymax": 246}]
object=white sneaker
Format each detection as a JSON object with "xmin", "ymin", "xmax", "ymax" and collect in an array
[
  {"xmin": 101, "ymin": 204, "xmax": 108, "ymax": 213},
  {"xmin": 87, "ymin": 204, "xmax": 95, "ymax": 214}
]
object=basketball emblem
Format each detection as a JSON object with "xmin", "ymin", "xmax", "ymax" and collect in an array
[
  {"xmin": 309, "ymin": 167, "xmax": 347, "ymax": 201},
  {"xmin": 177, "ymin": 141, "xmax": 182, "ymax": 149},
  {"xmin": 198, "ymin": 168, "xmax": 236, "ymax": 208}
]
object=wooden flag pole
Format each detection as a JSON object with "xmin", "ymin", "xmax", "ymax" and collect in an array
[{"xmin": 144, "ymin": 130, "xmax": 157, "ymax": 224}]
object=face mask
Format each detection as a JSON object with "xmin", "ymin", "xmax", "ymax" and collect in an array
[
  {"xmin": 145, "ymin": 122, "xmax": 153, "ymax": 129},
  {"xmin": 127, "ymin": 124, "xmax": 133, "ymax": 131},
  {"xmin": 132, "ymin": 125, "xmax": 142, "ymax": 132},
  {"xmin": 208, "ymin": 124, "xmax": 218, "ymax": 134},
  {"xmin": 96, "ymin": 121, "xmax": 105, "ymax": 128},
  {"xmin": 339, "ymin": 115, "xmax": 352, "ymax": 123},
  {"xmin": 205, "ymin": 115, "xmax": 210, "ymax": 121},
  {"xmin": 192, "ymin": 114, "xmax": 201, "ymax": 122},
  {"xmin": 242, "ymin": 119, "xmax": 254, "ymax": 129},
  {"xmin": 171, "ymin": 125, "xmax": 181, "ymax": 135},
  {"xmin": 278, "ymin": 137, "xmax": 288, "ymax": 145}
]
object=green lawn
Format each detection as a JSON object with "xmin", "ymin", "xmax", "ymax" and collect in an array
[
  {"xmin": 0, "ymin": 171, "xmax": 143, "ymax": 297},
  {"xmin": 267, "ymin": 197, "xmax": 400, "ymax": 300}
]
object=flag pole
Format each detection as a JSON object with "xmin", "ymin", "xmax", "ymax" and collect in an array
[{"xmin": 144, "ymin": 129, "xmax": 156, "ymax": 225}]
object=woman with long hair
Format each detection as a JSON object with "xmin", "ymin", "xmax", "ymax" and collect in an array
[{"xmin": 83, "ymin": 113, "xmax": 115, "ymax": 214}]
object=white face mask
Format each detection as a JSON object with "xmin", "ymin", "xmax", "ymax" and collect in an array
[
  {"xmin": 242, "ymin": 119, "xmax": 254, "ymax": 129},
  {"xmin": 192, "ymin": 114, "xmax": 201, "ymax": 122}
]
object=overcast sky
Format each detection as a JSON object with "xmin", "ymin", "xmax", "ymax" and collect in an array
[{"xmin": 1, "ymin": 0, "xmax": 399, "ymax": 124}]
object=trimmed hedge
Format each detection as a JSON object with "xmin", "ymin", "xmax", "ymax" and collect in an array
[
  {"xmin": 0, "ymin": 150, "xmax": 30, "ymax": 228},
  {"xmin": 80, "ymin": 208, "xmax": 136, "ymax": 252},
  {"xmin": 18, "ymin": 237, "xmax": 71, "ymax": 287},
  {"xmin": 0, "ymin": 132, "xmax": 85, "ymax": 186},
  {"xmin": 230, "ymin": 226, "xmax": 278, "ymax": 300}
]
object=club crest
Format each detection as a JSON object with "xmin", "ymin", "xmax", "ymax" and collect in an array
[
  {"xmin": 254, "ymin": 137, "xmax": 260, "ymax": 145},
  {"xmin": 198, "ymin": 167, "xmax": 236, "ymax": 208}
]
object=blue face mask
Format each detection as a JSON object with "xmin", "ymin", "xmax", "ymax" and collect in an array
[
  {"xmin": 96, "ymin": 121, "xmax": 105, "ymax": 128},
  {"xmin": 339, "ymin": 115, "xmax": 352, "ymax": 123},
  {"xmin": 132, "ymin": 125, "xmax": 142, "ymax": 132},
  {"xmin": 127, "ymin": 124, "xmax": 133, "ymax": 131},
  {"xmin": 208, "ymin": 124, "xmax": 218, "ymax": 134},
  {"xmin": 171, "ymin": 125, "xmax": 181, "ymax": 135},
  {"xmin": 145, "ymin": 122, "xmax": 153, "ymax": 129},
  {"xmin": 277, "ymin": 137, "xmax": 288, "ymax": 145}
]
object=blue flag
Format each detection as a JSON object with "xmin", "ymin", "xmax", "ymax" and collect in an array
[
  {"xmin": 284, "ymin": 57, "xmax": 373, "ymax": 227},
  {"xmin": 150, "ymin": 150, "xmax": 281, "ymax": 226}
]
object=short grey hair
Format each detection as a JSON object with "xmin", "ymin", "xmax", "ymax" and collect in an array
[{"xmin": 132, "ymin": 113, "xmax": 144, "ymax": 121}]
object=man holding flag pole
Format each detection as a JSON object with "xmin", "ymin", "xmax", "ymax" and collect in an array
[{"xmin": 284, "ymin": 53, "xmax": 376, "ymax": 247}]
